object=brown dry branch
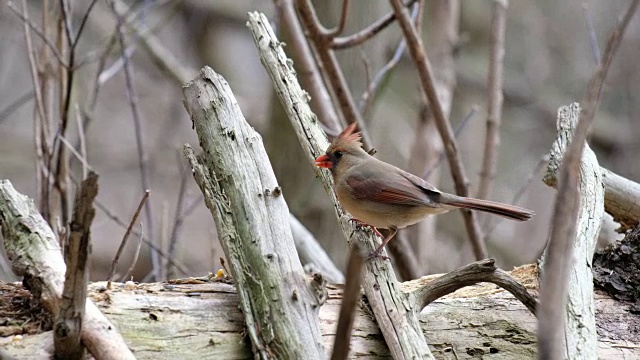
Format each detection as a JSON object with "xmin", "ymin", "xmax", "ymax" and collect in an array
[
  {"xmin": 538, "ymin": 2, "xmax": 638, "ymax": 358},
  {"xmin": 331, "ymin": 0, "xmax": 418, "ymax": 49},
  {"xmin": 405, "ymin": 0, "xmax": 460, "ymax": 271},
  {"xmin": 54, "ymin": 172, "xmax": 98, "ymax": 360},
  {"xmin": 0, "ymin": 180, "xmax": 134, "ymax": 359},
  {"xmin": 122, "ymin": 223, "xmax": 144, "ymax": 282},
  {"xmin": 182, "ymin": 67, "xmax": 325, "ymax": 359},
  {"xmin": 477, "ymin": 0, "xmax": 508, "ymax": 211},
  {"xmin": 109, "ymin": 0, "xmax": 159, "ymax": 281},
  {"xmin": 275, "ymin": 0, "xmax": 342, "ymax": 135},
  {"xmin": 248, "ymin": 13, "xmax": 434, "ymax": 358},
  {"xmin": 107, "ymin": 190, "xmax": 150, "ymax": 289},
  {"xmin": 388, "ymin": 0, "xmax": 486, "ymax": 260},
  {"xmin": 296, "ymin": 0, "xmax": 373, "ymax": 147},
  {"xmin": 386, "ymin": 231, "xmax": 420, "ymax": 281},
  {"xmin": 329, "ymin": 244, "xmax": 364, "ymax": 360}
]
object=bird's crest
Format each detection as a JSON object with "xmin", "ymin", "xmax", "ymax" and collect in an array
[{"xmin": 331, "ymin": 123, "xmax": 362, "ymax": 150}]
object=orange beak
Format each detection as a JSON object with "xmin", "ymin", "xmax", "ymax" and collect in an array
[{"xmin": 315, "ymin": 154, "xmax": 333, "ymax": 169}]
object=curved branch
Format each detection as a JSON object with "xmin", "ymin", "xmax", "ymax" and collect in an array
[{"xmin": 408, "ymin": 259, "xmax": 537, "ymax": 315}]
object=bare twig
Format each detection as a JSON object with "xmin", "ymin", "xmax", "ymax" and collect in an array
[
  {"xmin": 121, "ymin": 223, "xmax": 144, "ymax": 282},
  {"xmin": 477, "ymin": 0, "xmax": 508, "ymax": 206},
  {"xmin": 330, "ymin": 244, "xmax": 364, "ymax": 360},
  {"xmin": 0, "ymin": 91, "xmax": 34, "ymax": 124},
  {"xmin": 7, "ymin": 1, "xmax": 69, "ymax": 68},
  {"xmin": 538, "ymin": 2, "xmax": 638, "ymax": 359},
  {"xmin": 296, "ymin": 0, "xmax": 373, "ymax": 147},
  {"xmin": 386, "ymin": 231, "xmax": 421, "ymax": 280},
  {"xmin": 326, "ymin": 0, "xmax": 350, "ymax": 37},
  {"xmin": 94, "ymin": 199, "xmax": 190, "ymax": 275},
  {"xmin": 107, "ymin": 190, "xmax": 150, "ymax": 289},
  {"xmin": 389, "ymin": 0, "xmax": 486, "ymax": 260},
  {"xmin": 275, "ymin": 0, "xmax": 342, "ymax": 135},
  {"xmin": 422, "ymin": 106, "xmax": 478, "ymax": 179},
  {"xmin": 358, "ymin": 2, "xmax": 421, "ymax": 117},
  {"xmin": 54, "ymin": 172, "xmax": 98, "ymax": 360},
  {"xmin": 410, "ymin": 259, "xmax": 537, "ymax": 315},
  {"xmin": 109, "ymin": 0, "xmax": 159, "ymax": 280},
  {"xmin": 331, "ymin": 0, "xmax": 418, "ymax": 49},
  {"xmin": 166, "ymin": 153, "xmax": 189, "ymax": 279},
  {"xmin": 582, "ymin": 2, "xmax": 602, "ymax": 66}
]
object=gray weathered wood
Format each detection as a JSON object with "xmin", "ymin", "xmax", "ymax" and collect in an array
[
  {"xmin": 182, "ymin": 67, "xmax": 325, "ymax": 359},
  {"xmin": 2, "ymin": 275, "xmax": 638, "ymax": 359},
  {"xmin": 542, "ymin": 103, "xmax": 604, "ymax": 359},
  {"xmin": 0, "ymin": 180, "xmax": 134, "ymax": 360},
  {"xmin": 247, "ymin": 12, "xmax": 434, "ymax": 359}
]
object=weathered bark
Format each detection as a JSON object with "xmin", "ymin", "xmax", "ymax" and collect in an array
[
  {"xmin": 247, "ymin": 12, "xmax": 433, "ymax": 359},
  {"xmin": 541, "ymin": 103, "xmax": 605, "ymax": 359},
  {"xmin": 2, "ymin": 270, "xmax": 638, "ymax": 359},
  {"xmin": 182, "ymin": 67, "xmax": 325, "ymax": 359},
  {"xmin": 0, "ymin": 180, "xmax": 134, "ymax": 360}
]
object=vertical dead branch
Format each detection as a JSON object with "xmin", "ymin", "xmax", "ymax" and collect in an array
[
  {"xmin": 477, "ymin": 0, "xmax": 508, "ymax": 207},
  {"xmin": 388, "ymin": 0, "xmax": 486, "ymax": 260},
  {"xmin": 538, "ymin": 2, "xmax": 638, "ymax": 358},
  {"xmin": 54, "ymin": 172, "xmax": 98, "ymax": 360}
]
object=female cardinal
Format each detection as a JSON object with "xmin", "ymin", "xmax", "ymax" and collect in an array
[{"xmin": 315, "ymin": 123, "xmax": 534, "ymax": 258}]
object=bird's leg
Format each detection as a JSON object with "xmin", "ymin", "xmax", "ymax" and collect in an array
[
  {"xmin": 348, "ymin": 218, "xmax": 384, "ymax": 239},
  {"xmin": 367, "ymin": 226, "xmax": 398, "ymax": 260}
]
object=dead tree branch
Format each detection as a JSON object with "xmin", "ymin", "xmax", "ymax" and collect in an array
[
  {"xmin": 538, "ymin": 2, "xmax": 638, "ymax": 358},
  {"xmin": 182, "ymin": 67, "xmax": 326, "ymax": 359},
  {"xmin": 54, "ymin": 172, "xmax": 98, "ymax": 360},
  {"xmin": 388, "ymin": 0, "xmax": 486, "ymax": 260},
  {"xmin": 0, "ymin": 180, "xmax": 134, "ymax": 360}
]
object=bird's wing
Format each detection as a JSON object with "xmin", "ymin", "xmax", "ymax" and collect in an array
[{"xmin": 345, "ymin": 171, "xmax": 440, "ymax": 207}]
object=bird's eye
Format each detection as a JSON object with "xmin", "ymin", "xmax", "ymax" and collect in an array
[{"xmin": 334, "ymin": 151, "xmax": 343, "ymax": 158}]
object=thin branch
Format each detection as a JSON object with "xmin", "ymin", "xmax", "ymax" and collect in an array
[
  {"xmin": 582, "ymin": 2, "xmax": 601, "ymax": 66},
  {"xmin": 108, "ymin": 0, "xmax": 159, "ymax": 281},
  {"xmin": 389, "ymin": 0, "xmax": 486, "ymax": 260},
  {"xmin": 330, "ymin": 244, "xmax": 364, "ymax": 360},
  {"xmin": 121, "ymin": 223, "xmax": 144, "ymax": 282},
  {"xmin": 410, "ymin": 259, "xmax": 537, "ymax": 315},
  {"xmin": 477, "ymin": 0, "xmax": 508, "ymax": 204},
  {"xmin": 0, "ymin": 91, "xmax": 34, "ymax": 124},
  {"xmin": 296, "ymin": 0, "xmax": 373, "ymax": 148},
  {"xmin": 331, "ymin": 0, "xmax": 418, "ymax": 49},
  {"xmin": 94, "ymin": 199, "xmax": 190, "ymax": 275},
  {"xmin": 386, "ymin": 231, "xmax": 421, "ymax": 280},
  {"xmin": 358, "ymin": 2, "xmax": 421, "ymax": 117},
  {"xmin": 537, "ymin": 2, "xmax": 638, "ymax": 359},
  {"xmin": 326, "ymin": 0, "xmax": 349, "ymax": 38},
  {"xmin": 422, "ymin": 106, "xmax": 478, "ymax": 179},
  {"xmin": 7, "ymin": 1, "xmax": 69, "ymax": 68},
  {"xmin": 166, "ymin": 153, "xmax": 188, "ymax": 279},
  {"xmin": 107, "ymin": 190, "xmax": 150, "ymax": 289},
  {"xmin": 275, "ymin": 0, "xmax": 342, "ymax": 135}
]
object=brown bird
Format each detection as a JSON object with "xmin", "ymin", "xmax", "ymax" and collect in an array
[{"xmin": 315, "ymin": 123, "xmax": 534, "ymax": 258}]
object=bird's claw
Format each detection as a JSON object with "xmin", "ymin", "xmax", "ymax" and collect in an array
[{"xmin": 348, "ymin": 218, "xmax": 384, "ymax": 239}]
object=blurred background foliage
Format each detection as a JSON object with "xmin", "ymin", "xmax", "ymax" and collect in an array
[{"xmin": 0, "ymin": 0, "xmax": 636, "ymax": 282}]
